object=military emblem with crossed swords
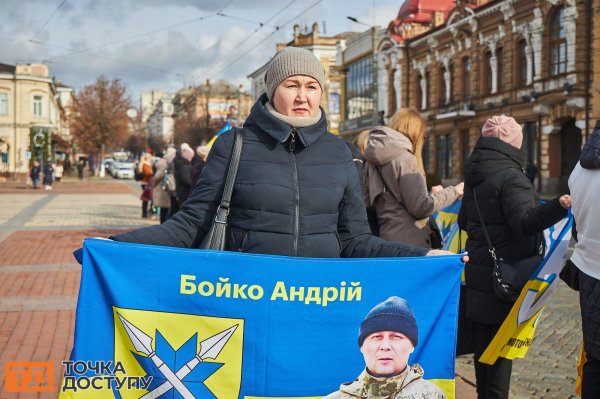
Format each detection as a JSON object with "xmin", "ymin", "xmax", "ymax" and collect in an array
[{"xmin": 117, "ymin": 313, "xmax": 238, "ymax": 399}]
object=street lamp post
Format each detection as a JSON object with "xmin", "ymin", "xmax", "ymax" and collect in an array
[{"xmin": 347, "ymin": 16, "xmax": 379, "ymax": 126}]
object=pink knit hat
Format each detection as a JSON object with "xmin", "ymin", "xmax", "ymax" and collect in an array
[{"xmin": 481, "ymin": 115, "xmax": 523, "ymax": 149}]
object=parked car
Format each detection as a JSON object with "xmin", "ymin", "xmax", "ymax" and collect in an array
[{"xmin": 114, "ymin": 163, "xmax": 135, "ymax": 179}]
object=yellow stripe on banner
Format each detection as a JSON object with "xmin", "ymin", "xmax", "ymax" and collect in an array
[
  {"xmin": 429, "ymin": 378, "xmax": 455, "ymax": 399},
  {"xmin": 576, "ymin": 343, "xmax": 586, "ymax": 396}
]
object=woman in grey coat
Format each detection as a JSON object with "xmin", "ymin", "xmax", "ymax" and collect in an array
[{"xmin": 364, "ymin": 109, "xmax": 463, "ymax": 248}]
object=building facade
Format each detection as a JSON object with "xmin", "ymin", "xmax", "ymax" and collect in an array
[
  {"xmin": 0, "ymin": 63, "xmax": 72, "ymax": 176},
  {"xmin": 146, "ymin": 94, "xmax": 175, "ymax": 144},
  {"xmin": 350, "ymin": 0, "xmax": 598, "ymax": 195}
]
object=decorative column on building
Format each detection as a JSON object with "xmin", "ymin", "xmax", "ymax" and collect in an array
[
  {"xmin": 436, "ymin": 48, "xmax": 454, "ymax": 105},
  {"xmin": 564, "ymin": 0, "xmax": 579, "ymax": 73},
  {"xmin": 530, "ymin": 8, "xmax": 544, "ymax": 82},
  {"xmin": 412, "ymin": 56, "xmax": 430, "ymax": 111},
  {"xmin": 512, "ymin": 21, "xmax": 535, "ymax": 85},
  {"xmin": 479, "ymin": 26, "xmax": 505, "ymax": 95}
]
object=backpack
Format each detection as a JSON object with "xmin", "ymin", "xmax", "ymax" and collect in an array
[
  {"xmin": 134, "ymin": 165, "xmax": 143, "ymax": 181},
  {"xmin": 160, "ymin": 161, "xmax": 177, "ymax": 198}
]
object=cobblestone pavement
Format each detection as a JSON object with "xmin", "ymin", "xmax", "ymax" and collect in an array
[
  {"xmin": 0, "ymin": 176, "xmax": 582, "ymax": 398},
  {"xmin": 456, "ymin": 281, "xmax": 582, "ymax": 399}
]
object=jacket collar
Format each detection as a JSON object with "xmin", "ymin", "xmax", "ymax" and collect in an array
[
  {"xmin": 474, "ymin": 136, "xmax": 526, "ymax": 168},
  {"xmin": 244, "ymin": 93, "xmax": 328, "ymax": 148}
]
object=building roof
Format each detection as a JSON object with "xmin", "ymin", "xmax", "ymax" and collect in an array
[
  {"xmin": 397, "ymin": 0, "xmax": 455, "ymax": 22},
  {"xmin": 0, "ymin": 62, "xmax": 16, "ymax": 73}
]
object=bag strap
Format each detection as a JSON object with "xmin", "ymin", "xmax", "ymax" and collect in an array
[
  {"xmin": 472, "ymin": 188, "xmax": 498, "ymax": 262},
  {"xmin": 214, "ymin": 128, "xmax": 244, "ymax": 221}
]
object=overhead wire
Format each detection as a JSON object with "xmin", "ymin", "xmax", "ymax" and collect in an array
[
  {"xmin": 30, "ymin": 0, "xmax": 67, "ymax": 42},
  {"xmin": 206, "ymin": 0, "xmax": 323, "ymax": 81},
  {"xmin": 194, "ymin": 0, "xmax": 296, "ymax": 81}
]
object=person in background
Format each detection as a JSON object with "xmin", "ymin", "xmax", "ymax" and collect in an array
[
  {"xmin": 190, "ymin": 145, "xmax": 209, "ymax": 187},
  {"xmin": 568, "ymin": 121, "xmax": 600, "ymax": 398},
  {"xmin": 364, "ymin": 109, "xmax": 463, "ymax": 248},
  {"xmin": 54, "ymin": 160, "xmax": 64, "ymax": 182},
  {"xmin": 77, "ymin": 159, "xmax": 85, "ymax": 179},
  {"xmin": 171, "ymin": 144, "xmax": 194, "ymax": 216},
  {"xmin": 112, "ymin": 47, "xmax": 463, "ymax": 260},
  {"xmin": 353, "ymin": 129, "xmax": 379, "ymax": 236},
  {"xmin": 43, "ymin": 160, "xmax": 54, "ymax": 190},
  {"xmin": 139, "ymin": 153, "xmax": 154, "ymax": 218},
  {"xmin": 152, "ymin": 148, "xmax": 176, "ymax": 223},
  {"xmin": 458, "ymin": 115, "xmax": 570, "ymax": 399},
  {"xmin": 30, "ymin": 160, "xmax": 41, "ymax": 189}
]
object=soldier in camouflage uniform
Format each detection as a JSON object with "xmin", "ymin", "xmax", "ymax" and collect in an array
[{"xmin": 324, "ymin": 296, "xmax": 447, "ymax": 399}]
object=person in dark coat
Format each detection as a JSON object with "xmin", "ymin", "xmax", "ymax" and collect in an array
[
  {"xmin": 458, "ymin": 115, "xmax": 571, "ymax": 399},
  {"xmin": 190, "ymin": 145, "xmax": 209, "ymax": 188},
  {"xmin": 170, "ymin": 145, "xmax": 194, "ymax": 217},
  {"xmin": 112, "ymin": 47, "xmax": 461, "ymax": 259},
  {"xmin": 43, "ymin": 160, "xmax": 54, "ymax": 190},
  {"xmin": 30, "ymin": 160, "xmax": 41, "ymax": 189}
]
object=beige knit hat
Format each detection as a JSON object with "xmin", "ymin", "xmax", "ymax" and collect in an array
[{"xmin": 264, "ymin": 47, "xmax": 325, "ymax": 101}]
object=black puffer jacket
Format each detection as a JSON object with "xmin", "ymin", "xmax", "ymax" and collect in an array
[
  {"xmin": 458, "ymin": 137, "xmax": 567, "ymax": 324},
  {"xmin": 113, "ymin": 95, "xmax": 426, "ymax": 258}
]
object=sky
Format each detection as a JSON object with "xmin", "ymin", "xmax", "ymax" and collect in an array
[{"xmin": 0, "ymin": 0, "xmax": 404, "ymax": 103}]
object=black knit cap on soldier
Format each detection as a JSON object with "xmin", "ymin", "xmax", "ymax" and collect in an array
[{"xmin": 358, "ymin": 296, "xmax": 419, "ymax": 347}]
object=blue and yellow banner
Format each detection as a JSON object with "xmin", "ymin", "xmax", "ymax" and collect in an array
[
  {"xmin": 480, "ymin": 214, "xmax": 573, "ymax": 364},
  {"xmin": 433, "ymin": 200, "xmax": 467, "ymax": 254},
  {"xmin": 60, "ymin": 239, "xmax": 463, "ymax": 399}
]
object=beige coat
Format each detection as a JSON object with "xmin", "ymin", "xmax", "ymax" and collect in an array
[
  {"xmin": 152, "ymin": 158, "xmax": 171, "ymax": 209},
  {"xmin": 364, "ymin": 126, "xmax": 459, "ymax": 248},
  {"xmin": 323, "ymin": 365, "xmax": 447, "ymax": 399}
]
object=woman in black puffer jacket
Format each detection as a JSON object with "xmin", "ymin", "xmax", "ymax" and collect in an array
[
  {"xmin": 458, "ymin": 115, "xmax": 571, "ymax": 399},
  {"xmin": 113, "ymin": 47, "xmax": 457, "ymax": 259}
]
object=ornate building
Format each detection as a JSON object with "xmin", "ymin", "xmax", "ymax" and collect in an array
[
  {"xmin": 0, "ymin": 63, "xmax": 72, "ymax": 176},
  {"xmin": 375, "ymin": 0, "xmax": 598, "ymax": 194}
]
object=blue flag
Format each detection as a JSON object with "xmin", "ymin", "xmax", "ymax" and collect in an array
[{"xmin": 61, "ymin": 239, "xmax": 463, "ymax": 399}]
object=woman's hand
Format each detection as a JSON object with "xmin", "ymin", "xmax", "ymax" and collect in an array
[
  {"xmin": 431, "ymin": 185, "xmax": 443, "ymax": 195},
  {"xmin": 426, "ymin": 249, "xmax": 469, "ymax": 264},
  {"xmin": 454, "ymin": 182, "xmax": 465, "ymax": 196},
  {"xmin": 559, "ymin": 194, "xmax": 572, "ymax": 209}
]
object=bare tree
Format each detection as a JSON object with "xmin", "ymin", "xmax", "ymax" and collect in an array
[{"xmin": 71, "ymin": 76, "xmax": 133, "ymax": 163}]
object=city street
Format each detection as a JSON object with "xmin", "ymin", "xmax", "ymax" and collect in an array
[{"xmin": 0, "ymin": 176, "xmax": 582, "ymax": 398}]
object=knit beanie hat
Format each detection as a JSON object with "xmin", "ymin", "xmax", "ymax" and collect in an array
[
  {"xmin": 264, "ymin": 47, "xmax": 325, "ymax": 101},
  {"xmin": 481, "ymin": 115, "xmax": 523, "ymax": 149},
  {"xmin": 358, "ymin": 296, "xmax": 418, "ymax": 347}
]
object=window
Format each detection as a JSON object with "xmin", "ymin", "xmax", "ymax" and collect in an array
[
  {"xmin": 426, "ymin": 70, "xmax": 432, "ymax": 109},
  {"xmin": 462, "ymin": 57, "xmax": 471, "ymax": 101},
  {"xmin": 522, "ymin": 122, "xmax": 538, "ymax": 168},
  {"xmin": 462, "ymin": 130, "xmax": 470, "ymax": 174},
  {"xmin": 416, "ymin": 73, "xmax": 423, "ymax": 110},
  {"xmin": 516, "ymin": 39, "xmax": 528, "ymax": 87},
  {"xmin": 496, "ymin": 47, "xmax": 504, "ymax": 92},
  {"xmin": 448, "ymin": 63, "xmax": 454, "ymax": 104},
  {"xmin": 33, "ymin": 95, "xmax": 43, "ymax": 117},
  {"xmin": 436, "ymin": 134, "xmax": 453, "ymax": 179},
  {"xmin": 439, "ymin": 65, "xmax": 447, "ymax": 107},
  {"xmin": 345, "ymin": 57, "xmax": 374, "ymax": 119},
  {"xmin": 484, "ymin": 51, "xmax": 493, "ymax": 94},
  {"xmin": 423, "ymin": 137, "xmax": 430, "ymax": 173},
  {"xmin": 549, "ymin": 7, "xmax": 567, "ymax": 76},
  {"xmin": 0, "ymin": 93, "xmax": 7, "ymax": 115}
]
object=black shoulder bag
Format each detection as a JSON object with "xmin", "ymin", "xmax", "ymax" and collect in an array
[
  {"xmin": 200, "ymin": 128, "xmax": 244, "ymax": 250},
  {"xmin": 473, "ymin": 188, "xmax": 542, "ymax": 302}
]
